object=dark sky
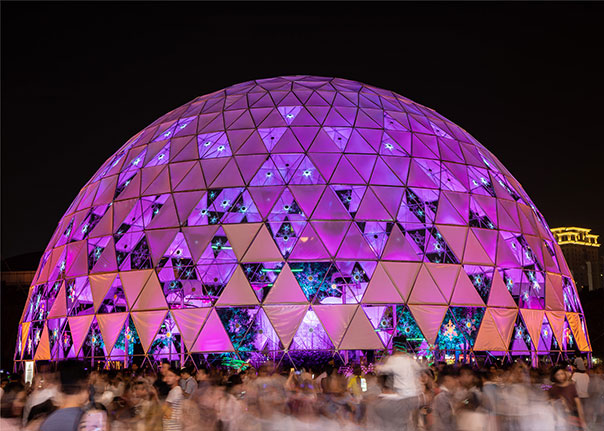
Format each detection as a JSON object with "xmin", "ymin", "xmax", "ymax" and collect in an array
[{"xmin": 2, "ymin": 2, "xmax": 603, "ymax": 260}]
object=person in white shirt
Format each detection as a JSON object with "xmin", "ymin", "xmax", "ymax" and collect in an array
[
  {"xmin": 163, "ymin": 367, "xmax": 184, "ymax": 431},
  {"xmin": 571, "ymin": 358, "xmax": 590, "ymax": 399},
  {"xmin": 377, "ymin": 350, "xmax": 421, "ymax": 399},
  {"xmin": 375, "ymin": 350, "xmax": 421, "ymax": 429}
]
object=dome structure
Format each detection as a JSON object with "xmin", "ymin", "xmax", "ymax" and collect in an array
[{"xmin": 16, "ymin": 76, "xmax": 590, "ymax": 368}]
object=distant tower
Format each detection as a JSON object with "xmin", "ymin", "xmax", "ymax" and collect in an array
[{"xmin": 551, "ymin": 228, "xmax": 601, "ymax": 291}]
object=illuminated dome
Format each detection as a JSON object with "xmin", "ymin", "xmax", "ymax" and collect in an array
[{"xmin": 16, "ymin": 76, "xmax": 590, "ymax": 368}]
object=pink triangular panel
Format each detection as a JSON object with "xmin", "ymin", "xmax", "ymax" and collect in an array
[
  {"xmin": 174, "ymin": 162, "xmax": 205, "ymax": 191},
  {"xmin": 291, "ymin": 126, "xmax": 320, "ymax": 150},
  {"xmin": 520, "ymin": 309, "xmax": 545, "ymax": 349},
  {"xmin": 131, "ymin": 310, "xmax": 168, "ymax": 353},
  {"xmin": 450, "ymin": 271, "xmax": 486, "ymax": 306},
  {"xmin": 289, "ymin": 185, "xmax": 326, "ymax": 216},
  {"xmin": 34, "ymin": 326, "xmax": 51, "ymax": 361},
  {"xmin": 210, "ymin": 160, "xmax": 245, "ymax": 188},
  {"xmin": 490, "ymin": 308, "xmax": 517, "ymax": 345},
  {"xmin": 248, "ymin": 186, "xmax": 284, "ymax": 217},
  {"xmin": 133, "ymin": 271, "xmax": 168, "ymax": 310},
  {"xmin": 48, "ymin": 283, "xmax": 67, "ymax": 318},
  {"xmin": 337, "ymin": 224, "xmax": 377, "ymax": 259},
  {"xmin": 488, "ymin": 270, "xmax": 516, "ymax": 307},
  {"xmin": 223, "ymin": 223, "xmax": 262, "ymax": 260},
  {"xmin": 313, "ymin": 305, "xmax": 357, "ymax": 347},
  {"xmin": 472, "ymin": 229, "xmax": 498, "ymax": 264},
  {"xmin": 566, "ymin": 313, "xmax": 589, "ymax": 352},
  {"xmin": 408, "ymin": 266, "xmax": 447, "ymax": 305},
  {"xmin": 546, "ymin": 311, "xmax": 566, "ymax": 346},
  {"xmin": 173, "ymin": 190, "xmax": 205, "ymax": 223},
  {"xmin": 382, "ymin": 262, "xmax": 421, "ymax": 301},
  {"xmin": 355, "ymin": 189, "xmax": 391, "ymax": 220},
  {"xmin": 146, "ymin": 198, "xmax": 178, "ymax": 230},
  {"xmin": 330, "ymin": 156, "xmax": 365, "ymax": 184},
  {"xmin": 408, "ymin": 304, "xmax": 448, "ymax": 344},
  {"xmin": 89, "ymin": 273, "xmax": 118, "ymax": 312},
  {"xmin": 173, "ymin": 308, "xmax": 210, "ymax": 350},
  {"xmin": 437, "ymin": 226, "xmax": 468, "ymax": 261},
  {"xmin": 182, "ymin": 225, "xmax": 219, "ymax": 263},
  {"xmin": 144, "ymin": 167, "xmax": 171, "ymax": 195},
  {"xmin": 371, "ymin": 186, "xmax": 404, "ymax": 219},
  {"xmin": 426, "ymin": 263, "xmax": 460, "ymax": 302},
  {"xmin": 311, "ymin": 221, "xmax": 350, "ymax": 257},
  {"xmin": 473, "ymin": 310, "xmax": 506, "ymax": 351},
  {"xmin": 307, "ymin": 153, "xmax": 341, "ymax": 182},
  {"xmin": 370, "ymin": 157, "xmax": 403, "ymax": 186},
  {"xmin": 546, "ymin": 273, "xmax": 564, "ymax": 311},
  {"xmin": 120, "ymin": 270, "xmax": 153, "ymax": 308},
  {"xmin": 362, "ymin": 264, "xmax": 402, "ymax": 303},
  {"xmin": 242, "ymin": 226, "xmax": 284, "ymax": 262},
  {"xmin": 216, "ymin": 266, "xmax": 259, "ymax": 305},
  {"xmin": 200, "ymin": 158, "xmax": 229, "ymax": 186},
  {"xmin": 339, "ymin": 308, "xmax": 384, "ymax": 350},
  {"xmin": 496, "ymin": 235, "xmax": 520, "ymax": 267},
  {"xmin": 169, "ymin": 162, "xmax": 196, "ymax": 189},
  {"xmin": 381, "ymin": 225, "xmax": 421, "ymax": 261},
  {"xmin": 68, "ymin": 315, "xmax": 95, "ymax": 356},
  {"xmin": 146, "ymin": 229, "xmax": 179, "ymax": 265},
  {"xmin": 312, "ymin": 187, "xmax": 351, "ymax": 219},
  {"xmin": 234, "ymin": 155, "xmax": 267, "ymax": 182},
  {"xmin": 435, "ymin": 194, "xmax": 466, "ymax": 225},
  {"xmin": 264, "ymin": 305, "xmax": 308, "ymax": 348},
  {"xmin": 97, "ymin": 313, "xmax": 128, "ymax": 354},
  {"xmin": 346, "ymin": 154, "xmax": 376, "ymax": 183},
  {"xmin": 463, "ymin": 230, "xmax": 493, "ymax": 265},
  {"xmin": 289, "ymin": 224, "xmax": 331, "ymax": 260},
  {"xmin": 264, "ymin": 265, "xmax": 308, "ymax": 304},
  {"xmin": 91, "ymin": 238, "xmax": 118, "ymax": 273},
  {"xmin": 66, "ymin": 241, "xmax": 88, "ymax": 277}
]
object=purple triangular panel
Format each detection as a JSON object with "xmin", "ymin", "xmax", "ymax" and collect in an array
[
  {"xmin": 311, "ymin": 221, "xmax": 350, "ymax": 257},
  {"xmin": 289, "ymin": 224, "xmax": 331, "ymax": 260},
  {"xmin": 191, "ymin": 310, "xmax": 234, "ymax": 352}
]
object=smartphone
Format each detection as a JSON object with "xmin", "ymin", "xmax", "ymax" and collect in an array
[{"xmin": 360, "ymin": 378, "xmax": 367, "ymax": 392}]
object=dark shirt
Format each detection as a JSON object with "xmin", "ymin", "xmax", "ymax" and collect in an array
[
  {"xmin": 548, "ymin": 383, "xmax": 579, "ymax": 416},
  {"xmin": 40, "ymin": 407, "xmax": 83, "ymax": 431},
  {"xmin": 154, "ymin": 378, "xmax": 171, "ymax": 399}
]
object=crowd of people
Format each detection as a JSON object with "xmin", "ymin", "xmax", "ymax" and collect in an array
[{"xmin": 1, "ymin": 353, "xmax": 604, "ymax": 431}]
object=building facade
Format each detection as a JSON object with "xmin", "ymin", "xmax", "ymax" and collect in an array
[{"xmin": 551, "ymin": 227, "xmax": 601, "ymax": 291}]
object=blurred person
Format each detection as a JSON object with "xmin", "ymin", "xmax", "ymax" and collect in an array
[
  {"xmin": 571, "ymin": 358, "xmax": 590, "ymax": 400},
  {"xmin": 456, "ymin": 390, "xmax": 488, "ymax": 431},
  {"xmin": 179, "ymin": 366, "xmax": 196, "ymax": 398},
  {"xmin": 366, "ymin": 373, "xmax": 415, "ymax": 431},
  {"xmin": 432, "ymin": 366, "xmax": 458, "ymax": 431},
  {"xmin": 154, "ymin": 359, "xmax": 171, "ymax": 400},
  {"xmin": 39, "ymin": 360, "xmax": 108, "ymax": 431},
  {"xmin": 548, "ymin": 365, "xmax": 586, "ymax": 430},
  {"xmin": 417, "ymin": 368, "xmax": 438, "ymax": 430},
  {"xmin": 22, "ymin": 370, "xmax": 59, "ymax": 427},
  {"xmin": 376, "ymin": 349, "xmax": 421, "ymax": 429},
  {"xmin": 163, "ymin": 367, "xmax": 184, "ymax": 431},
  {"xmin": 587, "ymin": 364, "xmax": 604, "ymax": 428}
]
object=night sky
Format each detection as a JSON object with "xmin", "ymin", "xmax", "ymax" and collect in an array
[{"xmin": 2, "ymin": 2, "xmax": 603, "ymax": 260}]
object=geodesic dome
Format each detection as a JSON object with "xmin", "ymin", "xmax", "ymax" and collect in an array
[{"xmin": 16, "ymin": 76, "xmax": 590, "ymax": 368}]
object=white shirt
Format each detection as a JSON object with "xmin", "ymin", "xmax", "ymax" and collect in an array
[
  {"xmin": 571, "ymin": 372, "xmax": 590, "ymax": 398},
  {"xmin": 377, "ymin": 353, "xmax": 420, "ymax": 398},
  {"xmin": 163, "ymin": 386, "xmax": 184, "ymax": 431}
]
